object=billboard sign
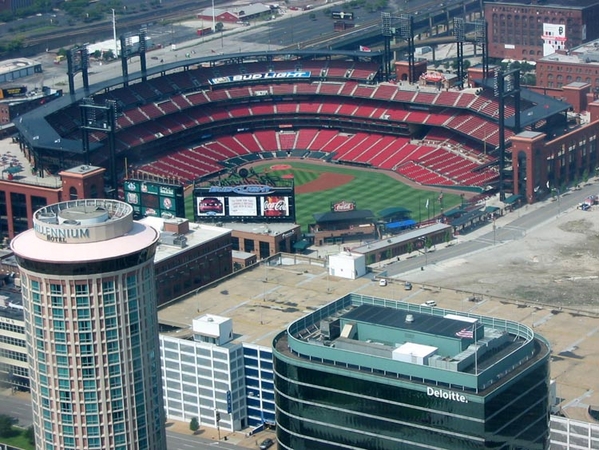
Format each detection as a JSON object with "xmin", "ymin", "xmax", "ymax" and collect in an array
[
  {"xmin": 208, "ymin": 71, "xmax": 311, "ymax": 85},
  {"xmin": 542, "ymin": 23, "xmax": 566, "ymax": 56},
  {"xmin": 331, "ymin": 200, "xmax": 356, "ymax": 213},
  {"xmin": 331, "ymin": 11, "xmax": 354, "ymax": 20},
  {"xmin": 194, "ymin": 182, "xmax": 295, "ymax": 222},
  {"xmin": 124, "ymin": 179, "xmax": 185, "ymax": 218}
]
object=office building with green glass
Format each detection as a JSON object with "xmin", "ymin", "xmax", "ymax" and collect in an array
[{"xmin": 273, "ymin": 294, "xmax": 551, "ymax": 450}]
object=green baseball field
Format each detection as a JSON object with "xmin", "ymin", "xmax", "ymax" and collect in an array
[{"xmin": 186, "ymin": 162, "xmax": 464, "ymax": 232}]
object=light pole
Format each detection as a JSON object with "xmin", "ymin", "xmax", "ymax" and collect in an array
[
  {"xmin": 112, "ymin": 9, "xmax": 117, "ymax": 58},
  {"xmin": 418, "ymin": 237, "xmax": 428, "ymax": 267}
]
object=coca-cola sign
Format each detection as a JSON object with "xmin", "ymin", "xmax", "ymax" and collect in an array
[
  {"xmin": 263, "ymin": 196, "xmax": 289, "ymax": 217},
  {"xmin": 332, "ymin": 201, "xmax": 355, "ymax": 212}
]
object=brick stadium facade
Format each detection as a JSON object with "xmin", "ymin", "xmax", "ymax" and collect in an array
[{"xmin": 8, "ymin": 49, "xmax": 599, "ymax": 222}]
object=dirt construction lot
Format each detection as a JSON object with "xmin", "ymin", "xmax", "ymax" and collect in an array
[
  {"xmin": 399, "ymin": 203, "xmax": 599, "ymax": 421},
  {"xmin": 405, "ymin": 206, "xmax": 599, "ymax": 311}
]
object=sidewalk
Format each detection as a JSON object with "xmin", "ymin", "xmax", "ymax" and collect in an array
[{"xmin": 166, "ymin": 419, "xmax": 278, "ymax": 449}]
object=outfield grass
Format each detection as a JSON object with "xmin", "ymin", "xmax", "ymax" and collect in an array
[{"xmin": 185, "ymin": 162, "xmax": 463, "ymax": 232}]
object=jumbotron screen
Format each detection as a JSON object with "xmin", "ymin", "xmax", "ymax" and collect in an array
[
  {"xmin": 123, "ymin": 179, "xmax": 185, "ymax": 218},
  {"xmin": 193, "ymin": 183, "xmax": 295, "ymax": 223}
]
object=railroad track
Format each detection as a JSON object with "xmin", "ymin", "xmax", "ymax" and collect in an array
[{"xmin": 14, "ymin": 0, "xmax": 208, "ymax": 54}]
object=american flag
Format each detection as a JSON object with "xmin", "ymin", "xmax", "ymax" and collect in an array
[{"xmin": 456, "ymin": 327, "xmax": 474, "ymax": 339}]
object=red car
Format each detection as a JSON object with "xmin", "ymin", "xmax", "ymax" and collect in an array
[{"xmin": 198, "ymin": 197, "xmax": 223, "ymax": 215}]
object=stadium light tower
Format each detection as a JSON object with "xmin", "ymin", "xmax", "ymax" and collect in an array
[
  {"xmin": 381, "ymin": 13, "xmax": 415, "ymax": 83},
  {"xmin": 212, "ymin": 0, "xmax": 216, "ymax": 32}
]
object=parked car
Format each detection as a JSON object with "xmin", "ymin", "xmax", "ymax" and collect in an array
[
  {"xmin": 404, "ymin": 281, "xmax": 412, "ymax": 291},
  {"xmin": 421, "ymin": 300, "xmax": 436, "ymax": 307},
  {"xmin": 259, "ymin": 438, "xmax": 275, "ymax": 449},
  {"xmin": 379, "ymin": 278, "xmax": 387, "ymax": 287}
]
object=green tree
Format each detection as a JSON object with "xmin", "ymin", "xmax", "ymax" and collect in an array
[
  {"xmin": 189, "ymin": 417, "xmax": 199, "ymax": 434},
  {"xmin": 425, "ymin": 237, "xmax": 433, "ymax": 250},
  {"xmin": 215, "ymin": 22, "xmax": 224, "ymax": 32},
  {"xmin": 0, "ymin": 414, "xmax": 16, "ymax": 438},
  {"xmin": 103, "ymin": 49, "xmax": 115, "ymax": 61},
  {"xmin": 444, "ymin": 230, "xmax": 452, "ymax": 244},
  {"xmin": 25, "ymin": 425, "xmax": 35, "ymax": 445}
]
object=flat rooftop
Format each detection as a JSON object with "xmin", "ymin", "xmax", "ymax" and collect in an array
[
  {"xmin": 214, "ymin": 221, "xmax": 298, "ymax": 236},
  {"xmin": 140, "ymin": 217, "xmax": 231, "ymax": 263},
  {"xmin": 0, "ymin": 138, "xmax": 61, "ymax": 189},
  {"xmin": 541, "ymin": 38, "xmax": 599, "ymax": 64},
  {"xmin": 157, "ymin": 255, "xmax": 599, "ymax": 415}
]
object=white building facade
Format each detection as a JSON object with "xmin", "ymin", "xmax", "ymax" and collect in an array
[{"xmin": 11, "ymin": 200, "xmax": 166, "ymax": 450}]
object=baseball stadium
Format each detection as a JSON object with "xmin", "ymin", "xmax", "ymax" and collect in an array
[{"xmin": 12, "ymin": 46, "xmax": 598, "ymax": 227}]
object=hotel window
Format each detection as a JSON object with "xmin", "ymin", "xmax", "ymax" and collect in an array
[
  {"xmin": 85, "ymin": 403, "xmax": 98, "ymax": 413},
  {"xmin": 50, "ymin": 284, "xmax": 62, "ymax": 295},
  {"xmin": 103, "ymin": 292, "xmax": 116, "ymax": 305},
  {"xmin": 57, "ymin": 357, "xmax": 68, "ymax": 368},
  {"xmin": 102, "ymin": 280, "xmax": 115, "ymax": 293},
  {"xmin": 55, "ymin": 344, "xmax": 67, "ymax": 355},
  {"xmin": 80, "ymin": 344, "xmax": 93, "ymax": 355},
  {"xmin": 60, "ymin": 402, "xmax": 72, "ymax": 413}
]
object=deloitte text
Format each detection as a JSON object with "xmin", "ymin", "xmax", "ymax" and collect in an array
[{"xmin": 426, "ymin": 387, "xmax": 468, "ymax": 403}]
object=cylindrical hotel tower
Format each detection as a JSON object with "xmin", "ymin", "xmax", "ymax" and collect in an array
[{"xmin": 11, "ymin": 200, "xmax": 166, "ymax": 450}]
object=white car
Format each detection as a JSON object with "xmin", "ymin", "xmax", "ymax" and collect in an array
[
  {"xmin": 421, "ymin": 300, "xmax": 436, "ymax": 307},
  {"xmin": 379, "ymin": 278, "xmax": 387, "ymax": 287}
]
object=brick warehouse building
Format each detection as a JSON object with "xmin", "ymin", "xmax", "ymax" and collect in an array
[
  {"xmin": 485, "ymin": 0, "xmax": 599, "ymax": 62},
  {"xmin": 536, "ymin": 38, "xmax": 599, "ymax": 92}
]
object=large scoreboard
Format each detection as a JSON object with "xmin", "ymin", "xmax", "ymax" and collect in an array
[
  {"xmin": 194, "ymin": 181, "xmax": 295, "ymax": 223},
  {"xmin": 123, "ymin": 179, "xmax": 185, "ymax": 218}
]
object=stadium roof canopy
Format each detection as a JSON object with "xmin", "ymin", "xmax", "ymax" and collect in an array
[
  {"xmin": 449, "ymin": 208, "xmax": 486, "ymax": 227},
  {"xmin": 474, "ymin": 76, "xmax": 570, "ymax": 128},
  {"xmin": 378, "ymin": 206, "xmax": 412, "ymax": 218},
  {"xmin": 313, "ymin": 210, "xmax": 374, "ymax": 223},
  {"xmin": 384, "ymin": 219, "xmax": 416, "ymax": 229}
]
